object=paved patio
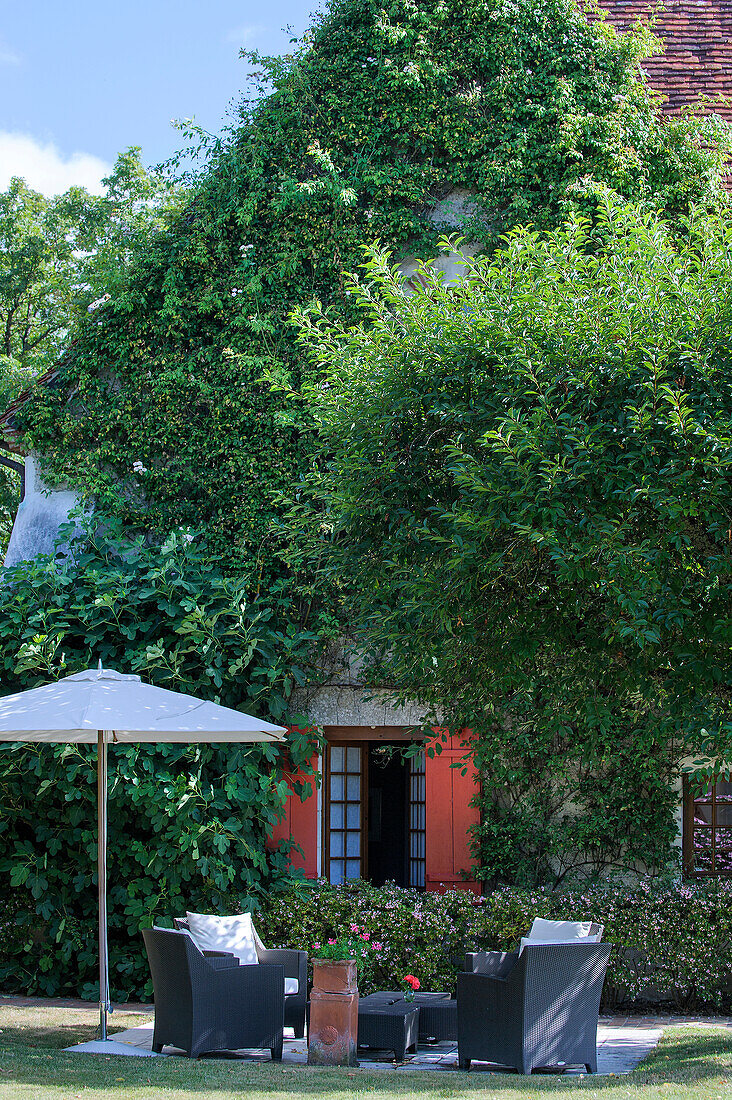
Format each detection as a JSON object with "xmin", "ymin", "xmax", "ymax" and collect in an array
[
  {"xmin": 108, "ymin": 1018, "xmax": 663, "ymax": 1074},
  {"xmin": 4, "ymin": 996, "xmax": 730, "ymax": 1076}
]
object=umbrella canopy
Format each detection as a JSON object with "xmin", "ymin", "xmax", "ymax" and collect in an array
[
  {"xmin": 0, "ymin": 666, "xmax": 286, "ymax": 741},
  {"xmin": 0, "ymin": 665, "xmax": 287, "ymax": 1049}
]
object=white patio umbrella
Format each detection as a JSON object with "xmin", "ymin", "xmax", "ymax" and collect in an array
[{"xmin": 0, "ymin": 665, "xmax": 286, "ymax": 1052}]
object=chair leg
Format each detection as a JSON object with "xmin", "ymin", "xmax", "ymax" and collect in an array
[
  {"xmin": 271, "ymin": 1040, "xmax": 283, "ymax": 1062},
  {"xmin": 294, "ymin": 1021, "xmax": 305, "ymax": 1039},
  {"xmin": 459, "ymin": 1057, "xmax": 471, "ymax": 1070},
  {"xmin": 585, "ymin": 1063, "xmax": 596, "ymax": 1074}
]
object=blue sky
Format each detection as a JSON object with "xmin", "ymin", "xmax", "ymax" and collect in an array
[{"xmin": 0, "ymin": 0, "xmax": 317, "ymax": 195}]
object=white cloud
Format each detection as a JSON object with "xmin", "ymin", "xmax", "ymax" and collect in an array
[
  {"xmin": 0, "ymin": 37, "xmax": 21, "ymax": 67},
  {"xmin": 0, "ymin": 132, "xmax": 111, "ymax": 196},
  {"xmin": 224, "ymin": 24, "xmax": 268, "ymax": 46}
]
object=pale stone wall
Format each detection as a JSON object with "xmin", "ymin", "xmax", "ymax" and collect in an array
[{"xmin": 4, "ymin": 454, "xmax": 80, "ymax": 568}]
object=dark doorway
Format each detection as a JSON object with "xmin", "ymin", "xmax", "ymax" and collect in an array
[{"xmin": 367, "ymin": 744, "xmax": 408, "ymax": 886}]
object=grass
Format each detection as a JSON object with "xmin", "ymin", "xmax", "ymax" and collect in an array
[{"xmin": 0, "ymin": 1006, "xmax": 729, "ymax": 1099}]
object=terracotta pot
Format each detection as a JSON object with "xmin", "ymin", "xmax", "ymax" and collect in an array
[
  {"xmin": 312, "ymin": 957, "xmax": 358, "ymax": 994},
  {"xmin": 308, "ymin": 959, "xmax": 359, "ymax": 1067}
]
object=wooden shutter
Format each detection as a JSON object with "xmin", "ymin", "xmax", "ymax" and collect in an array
[
  {"xmin": 425, "ymin": 734, "xmax": 481, "ymax": 894},
  {"xmin": 268, "ymin": 752, "xmax": 319, "ymax": 878}
]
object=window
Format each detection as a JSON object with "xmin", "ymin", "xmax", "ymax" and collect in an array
[{"xmin": 683, "ymin": 777, "xmax": 732, "ymax": 875}]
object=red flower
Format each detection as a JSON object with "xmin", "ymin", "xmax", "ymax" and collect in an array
[{"xmin": 403, "ymin": 974, "xmax": 420, "ymax": 991}]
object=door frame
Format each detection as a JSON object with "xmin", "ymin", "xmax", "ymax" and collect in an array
[{"xmin": 321, "ymin": 727, "xmax": 425, "ymax": 887}]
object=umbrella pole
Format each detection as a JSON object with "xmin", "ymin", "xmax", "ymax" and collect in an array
[{"xmin": 97, "ymin": 729, "xmax": 110, "ymax": 1041}]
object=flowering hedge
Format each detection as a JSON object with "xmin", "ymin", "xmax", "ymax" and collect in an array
[{"xmin": 259, "ymin": 879, "xmax": 732, "ymax": 1011}]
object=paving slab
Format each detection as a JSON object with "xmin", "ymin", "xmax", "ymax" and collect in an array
[{"xmin": 102, "ymin": 1020, "xmax": 663, "ymax": 1074}]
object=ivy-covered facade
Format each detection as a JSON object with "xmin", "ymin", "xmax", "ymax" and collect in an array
[{"xmin": 2, "ymin": 0, "xmax": 732, "ymax": 907}]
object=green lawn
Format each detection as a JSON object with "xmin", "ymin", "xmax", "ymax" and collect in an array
[{"xmin": 0, "ymin": 1006, "xmax": 729, "ymax": 1100}]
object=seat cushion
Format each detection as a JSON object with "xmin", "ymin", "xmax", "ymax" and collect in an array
[
  {"xmin": 519, "ymin": 917, "xmax": 599, "ymax": 953},
  {"xmin": 528, "ymin": 918, "xmax": 594, "ymax": 942},
  {"xmin": 285, "ymin": 977, "xmax": 299, "ymax": 996},
  {"xmin": 186, "ymin": 911, "xmax": 259, "ymax": 966}
]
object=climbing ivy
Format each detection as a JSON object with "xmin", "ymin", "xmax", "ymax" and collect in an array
[
  {"xmin": 294, "ymin": 201, "xmax": 732, "ymax": 885},
  {"xmin": 15, "ymin": 0, "xmax": 731, "ymax": 575}
]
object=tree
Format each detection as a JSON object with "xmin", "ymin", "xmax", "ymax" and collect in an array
[
  {"xmin": 0, "ymin": 148, "xmax": 180, "ymax": 380},
  {"xmin": 294, "ymin": 198, "xmax": 732, "ymax": 884},
  {"xmin": 0, "ymin": 148, "xmax": 183, "ymax": 550}
]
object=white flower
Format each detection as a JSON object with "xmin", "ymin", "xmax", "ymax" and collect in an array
[
  {"xmin": 132, "ymin": 460, "xmax": 147, "ymax": 474},
  {"xmin": 87, "ymin": 293, "xmax": 111, "ymax": 313}
]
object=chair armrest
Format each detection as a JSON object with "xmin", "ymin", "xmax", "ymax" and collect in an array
[
  {"xmin": 203, "ymin": 949, "xmax": 237, "ymax": 959},
  {"xmin": 458, "ymin": 970, "xmax": 514, "ymax": 1018},
  {"xmin": 210, "ymin": 962, "xmax": 285, "ymax": 1009},
  {"xmin": 204, "ymin": 954, "xmax": 241, "ymax": 971},
  {"xmin": 257, "ymin": 947, "xmax": 307, "ymax": 985},
  {"xmin": 465, "ymin": 950, "xmax": 519, "ymax": 978}
]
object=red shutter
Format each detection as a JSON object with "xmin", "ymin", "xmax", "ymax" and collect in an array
[
  {"xmin": 268, "ymin": 752, "xmax": 319, "ymax": 879},
  {"xmin": 425, "ymin": 734, "xmax": 481, "ymax": 895}
]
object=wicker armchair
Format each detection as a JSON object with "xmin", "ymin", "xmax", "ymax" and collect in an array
[
  {"xmin": 174, "ymin": 915, "xmax": 308, "ymax": 1038},
  {"xmin": 457, "ymin": 942, "xmax": 612, "ymax": 1074},
  {"xmin": 142, "ymin": 927, "xmax": 284, "ymax": 1059},
  {"xmin": 464, "ymin": 922, "xmax": 604, "ymax": 976}
]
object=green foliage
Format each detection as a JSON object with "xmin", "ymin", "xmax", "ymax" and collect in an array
[
  {"xmin": 262, "ymin": 879, "xmax": 732, "ymax": 1011},
  {"xmin": 295, "ymin": 199, "xmax": 732, "ymax": 885},
  {"xmin": 0, "ymin": 149, "xmax": 181, "ymax": 379},
  {"xmin": 0, "ymin": 515, "xmax": 321, "ymax": 999},
  {"xmin": 15, "ymin": 0, "xmax": 731, "ymax": 577},
  {"xmin": 0, "ymin": 149, "xmax": 182, "ymax": 558}
]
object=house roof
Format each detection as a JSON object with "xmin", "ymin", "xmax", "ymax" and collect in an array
[
  {"xmin": 0, "ymin": 362, "xmax": 64, "ymax": 456},
  {"xmin": 598, "ymin": 0, "xmax": 732, "ymax": 118}
]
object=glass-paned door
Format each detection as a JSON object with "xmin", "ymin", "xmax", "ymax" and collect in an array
[
  {"xmin": 408, "ymin": 751, "xmax": 426, "ymax": 888},
  {"xmin": 325, "ymin": 744, "xmax": 365, "ymax": 884}
]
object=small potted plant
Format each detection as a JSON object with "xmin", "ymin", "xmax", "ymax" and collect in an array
[
  {"xmin": 308, "ymin": 927, "xmax": 383, "ymax": 1067},
  {"xmin": 310, "ymin": 926, "xmax": 382, "ymax": 994}
]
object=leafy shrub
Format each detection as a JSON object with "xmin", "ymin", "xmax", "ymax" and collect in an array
[
  {"xmin": 295, "ymin": 200, "xmax": 732, "ymax": 885},
  {"xmin": 0, "ymin": 516, "xmax": 321, "ymax": 1000},
  {"xmin": 261, "ymin": 879, "xmax": 732, "ymax": 1011}
]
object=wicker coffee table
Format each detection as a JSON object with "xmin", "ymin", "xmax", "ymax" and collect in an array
[
  {"xmin": 360, "ymin": 991, "xmax": 457, "ymax": 1044},
  {"xmin": 357, "ymin": 999, "xmax": 419, "ymax": 1060}
]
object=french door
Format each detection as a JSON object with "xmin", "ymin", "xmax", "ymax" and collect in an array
[
  {"xmin": 324, "ymin": 743, "xmax": 366, "ymax": 884},
  {"xmin": 323, "ymin": 741, "xmax": 426, "ymax": 888}
]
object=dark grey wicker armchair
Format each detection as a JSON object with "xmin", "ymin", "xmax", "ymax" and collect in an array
[
  {"xmin": 457, "ymin": 942, "xmax": 612, "ymax": 1074},
  {"xmin": 174, "ymin": 916, "xmax": 307, "ymax": 1039},
  {"xmin": 142, "ymin": 927, "xmax": 284, "ymax": 1059},
  {"xmin": 464, "ymin": 922, "xmax": 604, "ymax": 975}
]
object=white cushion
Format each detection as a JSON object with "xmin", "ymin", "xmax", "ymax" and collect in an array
[
  {"xmin": 528, "ymin": 918, "xmax": 593, "ymax": 942},
  {"xmin": 285, "ymin": 978, "xmax": 299, "ymax": 996},
  {"xmin": 186, "ymin": 911, "xmax": 259, "ymax": 966}
]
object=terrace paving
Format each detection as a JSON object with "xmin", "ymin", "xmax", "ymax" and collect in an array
[{"xmin": 3, "ymin": 997, "xmax": 729, "ymax": 1075}]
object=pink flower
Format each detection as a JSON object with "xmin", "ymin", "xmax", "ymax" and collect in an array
[
  {"xmin": 373, "ymin": 942, "xmax": 383, "ymax": 951},
  {"xmin": 350, "ymin": 924, "xmax": 359, "ymax": 933},
  {"xmin": 328, "ymin": 938, "xmax": 336, "ymax": 945},
  {"xmin": 313, "ymin": 943, "xmax": 320, "ymax": 950},
  {"xmin": 361, "ymin": 932, "xmax": 370, "ymax": 940}
]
